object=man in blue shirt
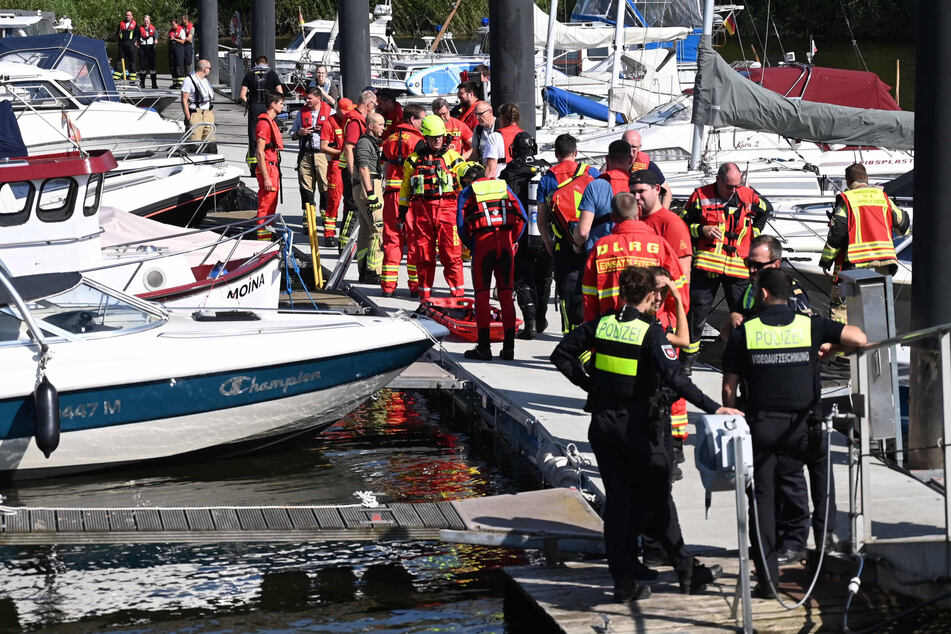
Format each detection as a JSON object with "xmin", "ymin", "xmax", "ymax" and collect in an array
[{"xmin": 574, "ymin": 140, "xmax": 633, "ymax": 252}]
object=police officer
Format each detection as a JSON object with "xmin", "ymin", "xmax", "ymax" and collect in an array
[
  {"xmin": 238, "ymin": 57, "xmax": 284, "ymax": 176},
  {"xmin": 552, "ymin": 266, "xmax": 735, "ymax": 603},
  {"xmin": 722, "ymin": 268, "xmax": 867, "ymax": 598}
]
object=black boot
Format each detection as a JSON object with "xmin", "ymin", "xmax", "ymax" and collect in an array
[
  {"xmin": 151, "ymin": 73, "xmax": 158, "ymax": 89},
  {"xmin": 500, "ymin": 328, "xmax": 515, "ymax": 360},
  {"xmin": 677, "ymin": 559, "xmax": 723, "ymax": 595},
  {"xmin": 464, "ymin": 329, "xmax": 492, "ymax": 360},
  {"xmin": 139, "ymin": 74, "xmax": 146, "ymax": 89},
  {"xmin": 517, "ymin": 316, "xmax": 536, "ymax": 340},
  {"xmin": 680, "ymin": 352, "xmax": 698, "ymax": 376},
  {"xmin": 672, "ymin": 436, "xmax": 685, "ymax": 464}
]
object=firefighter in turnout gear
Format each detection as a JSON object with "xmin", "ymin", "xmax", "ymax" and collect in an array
[
  {"xmin": 722, "ymin": 268, "xmax": 867, "ymax": 598},
  {"xmin": 239, "ymin": 57, "xmax": 283, "ymax": 175},
  {"xmin": 682, "ymin": 162, "xmax": 769, "ymax": 372},
  {"xmin": 353, "ymin": 112, "xmax": 387, "ymax": 283},
  {"xmin": 254, "ymin": 92, "xmax": 285, "ymax": 240},
  {"xmin": 319, "ymin": 98, "xmax": 354, "ymax": 247},
  {"xmin": 552, "ymin": 266, "xmax": 735, "ymax": 603},
  {"xmin": 116, "ymin": 10, "xmax": 138, "ymax": 81},
  {"xmin": 457, "ymin": 162, "xmax": 527, "ymax": 360},
  {"xmin": 399, "ymin": 114, "xmax": 467, "ymax": 300},
  {"xmin": 537, "ymin": 134, "xmax": 600, "ymax": 333},
  {"xmin": 380, "ymin": 104, "xmax": 426, "ymax": 296},
  {"xmin": 818, "ymin": 163, "xmax": 910, "ymax": 322}
]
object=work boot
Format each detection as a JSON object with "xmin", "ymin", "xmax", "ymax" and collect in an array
[
  {"xmin": 325, "ymin": 236, "xmax": 338, "ymax": 249},
  {"xmin": 139, "ymin": 74, "xmax": 145, "ymax": 89},
  {"xmin": 671, "ymin": 464, "xmax": 683, "ymax": 482},
  {"xmin": 777, "ymin": 548, "xmax": 806, "ymax": 566},
  {"xmin": 613, "ymin": 578, "xmax": 651, "ymax": 603},
  {"xmin": 535, "ymin": 316, "xmax": 548, "ymax": 335},
  {"xmin": 151, "ymin": 73, "xmax": 158, "ymax": 89},
  {"xmin": 517, "ymin": 316, "xmax": 536, "ymax": 340},
  {"xmin": 632, "ymin": 559, "xmax": 659, "ymax": 581},
  {"xmin": 678, "ymin": 559, "xmax": 722, "ymax": 595},
  {"xmin": 680, "ymin": 352, "xmax": 698, "ymax": 376},
  {"xmin": 500, "ymin": 328, "xmax": 515, "ymax": 360},
  {"xmin": 465, "ymin": 329, "xmax": 492, "ymax": 360},
  {"xmin": 672, "ymin": 437, "xmax": 686, "ymax": 464}
]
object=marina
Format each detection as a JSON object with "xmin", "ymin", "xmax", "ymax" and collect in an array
[{"xmin": 0, "ymin": 0, "xmax": 944, "ymax": 631}]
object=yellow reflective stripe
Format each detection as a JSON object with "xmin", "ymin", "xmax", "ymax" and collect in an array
[
  {"xmin": 685, "ymin": 340, "xmax": 700, "ymax": 354},
  {"xmin": 582, "ymin": 284, "xmax": 599, "ymax": 296},
  {"xmin": 744, "ymin": 314, "xmax": 812, "ymax": 350},
  {"xmin": 689, "ymin": 223, "xmax": 701, "ymax": 238},
  {"xmin": 597, "ymin": 287, "xmax": 619, "ymax": 300},
  {"xmin": 385, "ymin": 179, "xmax": 403, "ymax": 188},
  {"xmin": 821, "ymin": 245, "xmax": 839, "ymax": 261},
  {"xmin": 594, "ymin": 353, "xmax": 638, "ymax": 376}
]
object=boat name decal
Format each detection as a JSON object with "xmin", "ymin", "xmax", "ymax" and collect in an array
[
  {"xmin": 218, "ymin": 370, "xmax": 322, "ymax": 397},
  {"xmin": 226, "ymin": 273, "xmax": 266, "ymax": 299},
  {"xmin": 61, "ymin": 400, "xmax": 122, "ymax": 419}
]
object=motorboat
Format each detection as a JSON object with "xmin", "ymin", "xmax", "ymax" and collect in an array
[
  {"xmin": 0, "ymin": 9, "xmax": 69, "ymax": 38},
  {"xmin": 0, "ymin": 145, "xmax": 281, "ymax": 311},
  {"xmin": 0, "ymin": 32, "xmax": 179, "ymax": 111},
  {"xmin": 0, "ymin": 265, "xmax": 436, "ymax": 478},
  {"xmin": 0, "ymin": 61, "xmax": 184, "ymax": 156}
]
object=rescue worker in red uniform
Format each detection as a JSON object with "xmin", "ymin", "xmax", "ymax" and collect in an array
[
  {"xmin": 137, "ymin": 15, "xmax": 157, "ymax": 89},
  {"xmin": 819, "ymin": 162, "xmax": 910, "ymax": 322},
  {"xmin": 632, "ymin": 169, "xmax": 693, "ymax": 459},
  {"xmin": 399, "ymin": 115, "xmax": 467, "ymax": 300},
  {"xmin": 457, "ymin": 163, "xmax": 528, "ymax": 360},
  {"xmin": 433, "ymin": 97, "xmax": 473, "ymax": 158},
  {"xmin": 582, "ymin": 192, "xmax": 687, "ymax": 323},
  {"xmin": 574, "ymin": 140, "xmax": 633, "ymax": 251},
  {"xmin": 496, "ymin": 103, "xmax": 525, "ymax": 166},
  {"xmin": 380, "ymin": 104, "xmax": 425, "ymax": 296},
  {"xmin": 376, "ymin": 89, "xmax": 404, "ymax": 139},
  {"xmin": 682, "ymin": 162, "xmax": 769, "ymax": 372},
  {"xmin": 254, "ymin": 91, "xmax": 285, "ymax": 240},
  {"xmin": 453, "ymin": 81, "xmax": 483, "ymax": 135},
  {"xmin": 319, "ymin": 98, "xmax": 354, "ymax": 248},
  {"xmin": 622, "ymin": 129, "xmax": 672, "ymax": 209}
]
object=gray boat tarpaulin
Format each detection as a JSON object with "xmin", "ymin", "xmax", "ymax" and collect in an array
[{"xmin": 691, "ymin": 36, "xmax": 914, "ymax": 150}]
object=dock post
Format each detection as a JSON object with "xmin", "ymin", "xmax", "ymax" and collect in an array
[
  {"xmin": 488, "ymin": 0, "xmax": 536, "ymax": 137},
  {"xmin": 910, "ymin": 0, "xmax": 951, "ymax": 469},
  {"xmin": 198, "ymin": 0, "xmax": 219, "ymax": 86},
  {"xmin": 339, "ymin": 0, "xmax": 371, "ymax": 100},
  {"xmin": 250, "ymin": 0, "xmax": 275, "ymax": 68},
  {"xmin": 733, "ymin": 437, "xmax": 753, "ymax": 633}
]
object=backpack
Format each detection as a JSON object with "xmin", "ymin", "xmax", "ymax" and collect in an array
[{"xmin": 549, "ymin": 164, "xmax": 595, "ymax": 239}]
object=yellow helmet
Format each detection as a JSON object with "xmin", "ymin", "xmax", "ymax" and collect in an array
[
  {"xmin": 460, "ymin": 161, "xmax": 485, "ymax": 186},
  {"xmin": 420, "ymin": 114, "xmax": 448, "ymax": 137}
]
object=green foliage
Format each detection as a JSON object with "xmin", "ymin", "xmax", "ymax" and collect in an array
[
  {"xmin": 743, "ymin": 0, "xmax": 914, "ymax": 41},
  {"xmin": 3, "ymin": 0, "xmax": 188, "ymax": 39}
]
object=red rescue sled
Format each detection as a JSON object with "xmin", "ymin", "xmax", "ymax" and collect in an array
[{"xmin": 416, "ymin": 297, "xmax": 522, "ymax": 343}]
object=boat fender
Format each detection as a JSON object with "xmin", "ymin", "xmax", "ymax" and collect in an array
[{"xmin": 33, "ymin": 375, "xmax": 60, "ymax": 459}]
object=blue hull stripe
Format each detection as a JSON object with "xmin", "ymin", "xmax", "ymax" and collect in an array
[{"xmin": 0, "ymin": 340, "xmax": 430, "ymax": 438}]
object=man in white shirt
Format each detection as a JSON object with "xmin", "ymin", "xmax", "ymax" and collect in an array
[
  {"xmin": 474, "ymin": 104, "xmax": 504, "ymax": 177},
  {"xmin": 181, "ymin": 59, "xmax": 215, "ymax": 151}
]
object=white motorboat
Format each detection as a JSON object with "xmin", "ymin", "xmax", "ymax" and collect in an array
[
  {"xmin": 0, "ymin": 266, "xmax": 436, "ymax": 478},
  {"xmin": 0, "ymin": 61, "xmax": 184, "ymax": 156}
]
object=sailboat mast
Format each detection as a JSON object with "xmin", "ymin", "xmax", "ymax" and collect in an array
[
  {"xmin": 607, "ymin": 0, "xmax": 626, "ymax": 129},
  {"xmin": 689, "ymin": 0, "xmax": 715, "ymax": 169},
  {"xmin": 543, "ymin": 0, "xmax": 560, "ymax": 126}
]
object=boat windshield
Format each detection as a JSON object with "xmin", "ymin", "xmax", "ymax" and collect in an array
[
  {"xmin": 638, "ymin": 95, "xmax": 690, "ymax": 125},
  {"xmin": 55, "ymin": 78, "xmax": 95, "ymax": 106},
  {"xmin": 0, "ymin": 279, "xmax": 164, "ymax": 344},
  {"xmin": 288, "ymin": 31, "xmax": 339, "ymax": 52}
]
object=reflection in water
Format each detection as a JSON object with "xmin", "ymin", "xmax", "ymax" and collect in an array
[{"xmin": 0, "ymin": 391, "xmax": 539, "ymax": 630}]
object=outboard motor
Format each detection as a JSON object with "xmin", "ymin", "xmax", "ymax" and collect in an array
[
  {"xmin": 33, "ymin": 373, "xmax": 60, "ymax": 458},
  {"xmin": 694, "ymin": 414, "xmax": 752, "ymax": 517}
]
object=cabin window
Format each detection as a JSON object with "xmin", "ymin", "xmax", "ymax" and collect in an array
[
  {"xmin": 83, "ymin": 174, "xmax": 102, "ymax": 217},
  {"xmin": 0, "ymin": 81, "xmax": 64, "ymax": 110},
  {"xmin": 37, "ymin": 177, "xmax": 76, "ymax": 222},
  {"xmin": 0, "ymin": 181, "xmax": 34, "ymax": 226}
]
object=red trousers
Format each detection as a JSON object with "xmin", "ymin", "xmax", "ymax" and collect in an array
[
  {"xmin": 323, "ymin": 160, "xmax": 343, "ymax": 238},
  {"xmin": 471, "ymin": 229, "xmax": 517, "ymax": 331},
  {"xmin": 411, "ymin": 197, "xmax": 464, "ymax": 299},
  {"xmin": 256, "ymin": 162, "xmax": 279, "ymax": 239},
  {"xmin": 381, "ymin": 190, "xmax": 418, "ymax": 293}
]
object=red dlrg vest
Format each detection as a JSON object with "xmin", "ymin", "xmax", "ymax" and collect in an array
[
  {"xmin": 463, "ymin": 177, "xmax": 522, "ymax": 234},
  {"xmin": 840, "ymin": 186, "xmax": 899, "ymax": 265}
]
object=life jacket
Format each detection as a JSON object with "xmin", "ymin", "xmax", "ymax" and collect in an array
[
  {"xmin": 459, "ymin": 101, "xmax": 480, "ymax": 131},
  {"xmin": 256, "ymin": 113, "xmax": 283, "ymax": 164},
  {"xmin": 409, "ymin": 150, "xmax": 458, "ymax": 199},
  {"xmin": 382, "ymin": 123, "xmax": 424, "ymax": 192},
  {"xmin": 339, "ymin": 110, "xmax": 367, "ymax": 169},
  {"xmin": 631, "ymin": 150, "xmax": 651, "ymax": 172},
  {"xmin": 498, "ymin": 124, "xmax": 524, "ymax": 164},
  {"xmin": 591, "ymin": 314, "xmax": 650, "ymax": 398},
  {"xmin": 383, "ymin": 103, "xmax": 403, "ymax": 138},
  {"xmin": 184, "ymin": 22, "xmax": 194, "ymax": 40},
  {"xmin": 444, "ymin": 117, "xmax": 469, "ymax": 154},
  {"xmin": 548, "ymin": 160, "xmax": 595, "ymax": 238},
  {"xmin": 118, "ymin": 19, "xmax": 136, "ymax": 40},
  {"xmin": 742, "ymin": 313, "xmax": 817, "ymax": 412},
  {"xmin": 598, "ymin": 169, "xmax": 630, "ymax": 195},
  {"xmin": 169, "ymin": 26, "xmax": 184, "ymax": 44},
  {"xmin": 249, "ymin": 65, "xmax": 271, "ymax": 105},
  {"xmin": 299, "ymin": 102, "xmax": 331, "ymax": 152},
  {"xmin": 691, "ymin": 183, "xmax": 761, "ymax": 278},
  {"xmin": 839, "ymin": 186, "xmax": 899, "ymax": 265},
  {"xmin": 138, "ymin": 24, "xmax": 155, "ymax": 45},
  {"xmin": 463, "ymin": 177, "xmax": 522, "ymax": 234}
]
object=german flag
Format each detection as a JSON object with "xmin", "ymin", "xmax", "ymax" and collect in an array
[{"xmin": 724, "ymin": 12, "xmax": 737, "ymax": 36}]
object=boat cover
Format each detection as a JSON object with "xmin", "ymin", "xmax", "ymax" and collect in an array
[
  {"xmin": 544, "ymin": 86, "xmax": 625, "ymax": 124},
  {"xmin": 0, "ymin": 33, "xmax": 117, "ymax": 98},
  {"xmin": 533, "ymin": 5, "xmax": 688, "ymax": 51},
  {"xmin": 0, "ymin": 101, "xmax": 27, "ymax": 159},
  {"xmin": 692, "ymin": 36, "xmax": 914, "ymax": 150},
  {"xmin": 739, "ymin": 64, "xmax": 901, "ymax": 111},
  {"xmin": 0, "ymin": 271, "xmax": 81, "ymax": 308}
]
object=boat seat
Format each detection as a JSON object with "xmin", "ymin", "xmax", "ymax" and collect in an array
[{"xmin": 43, "ymin": 310, "xmax": 117, "ymax": 334}]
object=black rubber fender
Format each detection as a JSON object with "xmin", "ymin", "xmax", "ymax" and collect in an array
[{"xmin": 33, "ymin": 375, "xmax": 60, "ymax": 458}]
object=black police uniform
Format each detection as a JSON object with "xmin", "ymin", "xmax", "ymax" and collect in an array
[
  {"xmin": 722, "ymin": 304, "xmax": 844, "ymax": 588},
  {"xmin": 738, "ymin": 277, "xmax": 832, "ymax": 561},
  {"xmin": 241, "ymin": 65, "xmax": 282, "ymax": 169},
  {"xmin": 552, "ymin": 305, "xmax": 721, "ymax": 592}
]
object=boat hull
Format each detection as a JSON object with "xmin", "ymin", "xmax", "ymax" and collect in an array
[{"xmin": 0, "ymin": 339, "xmax": 429, "ymax": 478}]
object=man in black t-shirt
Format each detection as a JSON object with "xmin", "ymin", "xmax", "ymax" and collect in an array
[{"xmin": 238, "ymin": 56, "xmax": 284, "ymax": 174}]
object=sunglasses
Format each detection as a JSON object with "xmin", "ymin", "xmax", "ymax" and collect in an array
[{"xmin": 744, "ymin": 258, "xmax": 778, "ymax": 270}]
